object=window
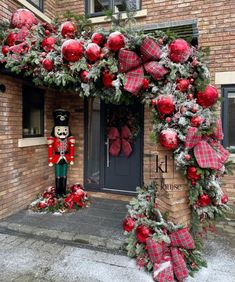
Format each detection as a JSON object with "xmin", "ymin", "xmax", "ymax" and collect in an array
[
  {"xmin": 27, "ymin": 0, "xmax": 44, "ymax": 11},
  {"xmin": 222, "ymin": 86, "xmax": 235, "ymax": 153},
  {"xmin": 23, "ymin": 85, "xmax": 44, "ymax": 138},
  {"xmin": 86, "ymin": 0, "xmax": 141, "ymax": 17}
]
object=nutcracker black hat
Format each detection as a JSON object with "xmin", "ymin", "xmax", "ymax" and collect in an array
[{"xmin": 53, "ymin": 109, "xmax": 70, "ymax": 126}]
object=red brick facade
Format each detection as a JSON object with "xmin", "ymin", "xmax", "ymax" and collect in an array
[{"xmin": 0, "ymin": 0, "xmax": 234, "ymax": 221}]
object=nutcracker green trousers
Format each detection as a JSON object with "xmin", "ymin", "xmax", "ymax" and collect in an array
[{"xmin": 55, "ymin": 163, "xmax": 68, "ymax": 177}]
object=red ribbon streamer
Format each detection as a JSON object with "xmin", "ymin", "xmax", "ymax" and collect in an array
[
  {"xmin": 146, "ymin": 228, "xmax": 195, "ymax": 282},
  {"xmin": 118, "ymin": 37, "xmax": 168, "ymax": 95},
  {"xmin": 108, "ymin": 126, "xmax": 133, "ymax": 158}
]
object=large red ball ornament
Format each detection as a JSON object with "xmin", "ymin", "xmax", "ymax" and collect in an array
[
  {"xmin": 190, "ymin": 116, "xmax": 204, "ymax": 127},
  {"xmin": 2, "ymin": 46, "xmax": 9, "ymax": 55},
  {"xmin": 61, "ymin": 21, "xmax": 76, "ymax": 38},
  {"xmin": 37, "ymin": 201, "xmax": 48, "ymax": 209},
  {"xmin": 61, "ymin": 39, "xmax": 83, "ymax": 62},
  {"xmin": 6, "ymin": 33, "xmax": 17, "ymax": 46},
  {"xmin": 42, "ymin": 59, "xmax": 54, "ymax": 71},
  {"xmin": 187, "ymin": 166, "xmax": 201, "ymax": 180},
  {"xmin": 11, "ymin": 9, "xmax": 38, "ymax": 29},
  {"xmin": 198, "ymin": 194, "xmax": 211, "ymax": 207},
  {"xmin": 102, "ymin": 71, "xmax": 114, "ymax": 88},
  {"xmin": 221, "ymin": 194, "xmax": 229, "ymax": 204},
  {"xmin": 107, "ymin": 31, "xmax": 125, "ymax": 51},
  {"xmin": 70, "ymin": 184, "xmax": 83, "ymax": 193},
  {"xmin": 155, "ymin": 95, "xmax": 175, "ymax": 115},
  {"xmin": 176, "ymin": 79, "xmax": 189, "ymax": 92},
  {"xmin": 80, "ymin": 70, "xmax": 89, "ymax": 83},
  {"xmin": 41, "ymin": 37, "xmax": 56, "ymax": 52},
  {"xmin": 136, "ymin": 225, "xmax": 152, "ymax": 243},
  {"xmin": 47, "ymin": 197, "xmax": 56, "ymax": 207},
  {"xmin": 169, "ymin": 39, "xmax": 191, "ymax": 63},
  {"xmin": 92, "ymin": 33, "xmax": 105, "ymax": 46},
  {"xmin": 85, "ymin": 43, "xmax": 101, "ymax": 62},
  {"xmin": 197, "ymin": 85, "xmax": 218, "ymax": 108},
  {"xmin": 123, "ymin": 217, "xmax": 135, "ymax": 232},
  {"xmin": 159, "ymin": 129, "xmax": 179, "ymax": 150}
]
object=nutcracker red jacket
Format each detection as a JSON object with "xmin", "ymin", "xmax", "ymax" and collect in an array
[{"xmin": 47, "ymin": 136, "xmax": 75, "ymax": 164}]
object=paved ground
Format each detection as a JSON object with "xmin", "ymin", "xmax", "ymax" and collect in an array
[
  {"xmin": 0, "ymin": 197, "xmax": 235, "ymax": 281},
  {"xmin": 0, "ymin": 197, "xmax": 128, "ymax": 251},
  {"xmin": 0, "ymin": 231, "xmax": 234, "ymax": 282}
]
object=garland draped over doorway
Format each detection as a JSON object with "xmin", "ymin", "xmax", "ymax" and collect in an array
[{"xmin": 0, "ymin": 8, "xmax": 232, "ymax": 280}]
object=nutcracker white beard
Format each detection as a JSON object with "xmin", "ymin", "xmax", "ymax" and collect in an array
[{"xmin": 54, "ymin": 126, "xmax": 69, "ymax": 139}]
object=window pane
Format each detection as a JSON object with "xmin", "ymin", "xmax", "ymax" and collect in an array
[
  {"xmin": 86, "ymin": 98, "xmax": 101, "ymax": 185},
  {"xmin": 89, "ymin": 0, "xmax": 111, "ymax": 14},
  {"xmin": 114, "ymin": 0, "xmax": 140, "ymax": 11},
  {"xmin": 228, "ymin": 92, "xmax": 235, "ymax": 151},
  {"xmin": 27, "ymin": 0, "xmax": 43, "ymax": 9},
  {"xmin": 23, "ymin": 86, "xmax": 44, "ymax": 137}
]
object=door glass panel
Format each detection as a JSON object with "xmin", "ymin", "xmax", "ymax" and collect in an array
[
  {"xmin": 228, "ymin": 92, "xmax": 235, "ymax": 152},
  {"xmin": 86, "ymin": 98, "xmax": 101, "ymax": 185}
]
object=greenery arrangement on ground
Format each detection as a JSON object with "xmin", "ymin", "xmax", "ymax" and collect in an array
[
  {"xmin": 0, "ymin": 8, "xmax": 233, "ymax": 281},
  {"xmin": 30, "ymin": 184, "xmax": 89, "ymax": 213}
]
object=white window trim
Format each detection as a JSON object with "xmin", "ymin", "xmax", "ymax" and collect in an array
[
  {"xmin": 18, "ymin": 137, "xmax": 47, "ymax": 147},
  {"xmin": 89, "ymin": 9, "xmax": 147, "ymax": 24},
  {"xmin": 215, "ymin": 71, "xmax": 235, "ymax": 85},
  {"xmin": 16, "ymin": 0, "xmax": 51, "ymax": 23}
]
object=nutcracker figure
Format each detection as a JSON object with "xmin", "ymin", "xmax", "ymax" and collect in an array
[{"xmin": 47, "ymin": 109, "xmax": 75, "ymax": 195}]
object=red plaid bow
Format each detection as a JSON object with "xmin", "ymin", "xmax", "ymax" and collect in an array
[
  {"xmin": 146, "ymin": 228, "xmax": 195, "ymax": 282},
  {"xmin": 185, "ymin": 123, "xmax": 229, "ymax": 170},
  {"xmin": 108, "ymin": 126, "xmax": 132, "ymax": 158},
  {"xmin": 118, "ymin": 37, "xmax": 168, "ymax": 95}
]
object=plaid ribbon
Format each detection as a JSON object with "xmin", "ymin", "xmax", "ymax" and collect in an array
[
  {"xmin": 118, "ymin": 37, "xmax": 168, "ymax": 95},
  {"xmin": 185, "ymin": 126, "xmax": 229, "ymax": 170},
  {"xmin": 146, "ymin": 228, "xmax": 194, "ymax": 282}
]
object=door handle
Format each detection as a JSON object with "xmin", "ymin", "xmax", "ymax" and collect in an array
[{"xmin": 105, "ymin": 138, "xmax": 110, "ymax": 167}]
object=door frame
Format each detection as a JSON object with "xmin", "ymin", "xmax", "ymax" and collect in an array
[{"xmin": 84, "ymin": 98, "xmax": 144, "ymax": 195}]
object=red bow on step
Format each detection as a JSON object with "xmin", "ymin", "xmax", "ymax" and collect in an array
[
  {"xmin": 146, "ymin": 228, "xmax": 195, "ymax": 282},
  {"xmin": 185, "ymin": 120, "xmax": 229, "ymax": 170},
  {"xmin": 118, "ymin": 37, "xmax": 168, "ymax": 95},
  {"xmin": 108, "ymin": 126, "xmax": 133, "ymax": 158}
]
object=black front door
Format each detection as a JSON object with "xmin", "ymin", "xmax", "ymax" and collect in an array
[
  {"xmin": 84, "ymin": 99, "xmax": 143, "ymax": 194},
  {"xmin": 103, "ymin": 102, "xmax": 143, "ymax": 193}
]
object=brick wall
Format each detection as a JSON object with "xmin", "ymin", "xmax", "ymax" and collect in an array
[{"xmin": 0, "ymin": 74, "xmax": 55, "ymax": 219}]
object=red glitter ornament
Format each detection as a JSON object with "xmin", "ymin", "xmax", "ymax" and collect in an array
[
  {"xmin": 102, "ymin": 71, "xmax": 114, "ymax": 88},
  {"xmin": 6, "ymin": 33, "xmax": 17, "ymax": 46},
  {"xmin": 176, "ymin": 79, "xmax": 190, "ymax": 92},
  {"xmin": 142, "ymin": 78, "xmax": 149, "ymax": 90},
  {"xmin": 187, "ymin": 166, "xmax": 201, "ymax": 180},
  {"xmin": 92, "ymin": 32, "xmax": 105, "ymax": 46},
  {"xmin": 169, "ymin": 39, "xmax": 191, "ymax": 63},
  {"xmin": 107, "ymin": 31, "xmax": 125, "ymax": 51},
  {"xmin": 155, "ymin": 95, "xmax": 175, "ymax": 115},
  {"xmin": 190, "ymin": 116, "xmax": 204, "ymax": 127},
  {"xmin": 37, "ymin": 201, "xmax": 48, "ymax": 209},
  {"xmin": 80, "ymin": 70, "xmax": 89, "ymax": 83},
  {"xmin": 70, "ymin": 184, "xmax": 83, "ymax": 193},
  {"xmin": 42, "ymin": 58, "xmax": 54, "ymax": 71},
  {"xmin": 123, "ymin": 216, "xmax": 135, "ymax": 232},
  {"xmin": 221, "ymin": 194, "xmax": 229, "ymax": 204},
  {"xmin": 136, "ymin": 225, "xmax": 152, "ymax": 243},
  {"xmin": 2, "ymin": 46, "xmax": 9, "ymax": 55},
  {"xmin": 61, "ymin": 21, "xmax": 76, "ymax": 38},
  {"xmin": 61, "ymin": 39, "xmax": 83, "ymax": 62},
  {"xmin": 11, "ymin": 8, "xmax": 38, "ymax": 29},
  {"xmin": 198, "ymin": 194, "xmax": 211, "ymax": 207},
  {"xmin": 197, "ymin": 85, "xmax": 218, "ymax": 108},
  {"xmin": 85, "ymin": 43, "xmax": 101, "ymax": 62},
  {"xmin": 159, "ymin": 129, "xmax": 179, "ymax": 150},
  {"xmin": 184, "ymin": 154, "xmax": 191, "ymax": 161},
  {"xmin": 41, "ymin": 37, "xmax": 56, "ymax": 52},
  {"xmin": 47, "ymin": 197, "xmax": 56, "ymax": 207}
]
